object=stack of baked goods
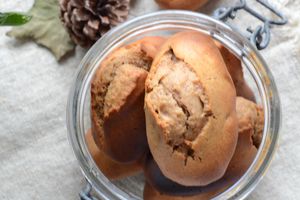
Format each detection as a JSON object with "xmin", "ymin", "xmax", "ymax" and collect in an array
[{"xmin": 86, "ymin": 31, "xmax": 264, "ymax": 199}]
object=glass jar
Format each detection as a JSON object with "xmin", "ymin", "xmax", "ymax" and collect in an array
[{"xmin": 67, "ymin": 11, "xmax": 281, "ymax": 200}]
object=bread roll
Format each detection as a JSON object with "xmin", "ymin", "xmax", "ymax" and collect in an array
[
  {"xmin": 143, "ymin": 137, "xmax": 256, "ymax": 198},
  {"xmin": 144, "ymin": 32, "xmax": 238, "ymax": 186},
  {"xmin": 85, "ymin": 129, "xmax": 142, "ymax": 180},
  {"xmin": 215, "ymin": 42, "xmax": 256, "ymax": 102},
  {"xmin": 143, "ymin": 97, "xmax": 264, "ymax": 198},
  {"xmin": 236, "ymin": 97, "xmax": 264, "ymax": 148},
  {"xmin": 155, "ymin": 0, "xmax": 209, "ymax": 10},
  {"xmin": 143, "ymin": 127, "xmax": 257, "ymax": 199},
  {"xmin": 91, "ymin": 37, "xmax": 165, "ymax": 163},
  {"xmin": 217, "ymin": 97, "xmax": 263, "ymax": 183}
]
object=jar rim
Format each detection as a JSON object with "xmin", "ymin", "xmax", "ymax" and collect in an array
[{"xmin": 67, "ymin": 10, "xmax": 281, "ymax": 200}]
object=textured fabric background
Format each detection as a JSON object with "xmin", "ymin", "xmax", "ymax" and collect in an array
[{"xmin": 0, "ymin": 0, "xmax": 299, "ymax": 199}]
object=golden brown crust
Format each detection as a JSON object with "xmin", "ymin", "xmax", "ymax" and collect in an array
[
  {"xmin": 215, "ymin": 42, "xmax": 256, "ymax": 102},
  {"xmin": 236, "ymin": 97, "xmax": 264, "ymax": 148},
  {"xmin": 85, "ymin": 129, "xmax": 142, "ymax": 180},
  {"xmin": 155, "ymin": 0, "xmax": 209, "ymax": 10},
  {"xmin": 91, "ymin": 37, "xmax": 165, "ymax": 163},
  {"xmin": 143, "ymin": 124, "xmax": 257, "ymax": 199},
  {"xmin": 145, "ymin": 32, "xmax": 238, "ymax": 186},
  {"xmin": 143, "ymin": 97, "xmax": 263, "ymax": 198},
  {"xmin": 143, "ymin": 128, "xmax": 257, "ymax": 197},
  {"xmin": 218, "ymin": 97, "xmax": 262, "ymax": 184}
]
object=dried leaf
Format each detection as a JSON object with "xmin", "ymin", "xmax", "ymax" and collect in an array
[{"xmin": 6, "ymin": 0, "xmax": 75, "ymax": 60}]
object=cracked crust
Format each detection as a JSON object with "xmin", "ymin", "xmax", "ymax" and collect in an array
[
  {"xmin": 91, "ymin": 37, "xmax": 165, "ymax": 163},
  {"xmin": 215, "ymin": 42, "xmax": 256, "ymax": 102},
  {"xmin": 85, "ymin": 129, "xmax": 142, "ymax": 180},
  {"xmin": 144, "ymin": 32, "xmax": 238, "ymax": 186},
  {"xmin": 143, "ymin": 97, "xmax": 263, "ymax": 197},
  {"xmin": 143, "ymin": 123, "xmax": 258, "ymax": 199}
]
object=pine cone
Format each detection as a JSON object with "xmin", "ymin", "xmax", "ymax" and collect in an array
[{"xmin": 59, "ymin": 0, "xmax": 130, "ymax": 47}]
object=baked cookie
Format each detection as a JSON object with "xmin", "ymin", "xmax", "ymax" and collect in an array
[
  {"xmin": 144, "ymin": 31, "xmax": 238, "ymax": 186},
  {"xmin": 91, "ymin": 37, "xmax": 165, "ymax": 163}
]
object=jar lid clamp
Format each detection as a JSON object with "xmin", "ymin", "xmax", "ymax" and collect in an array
[{"xmin": 213, "ymin": 0, "xmax": 287, "ymax": 50}]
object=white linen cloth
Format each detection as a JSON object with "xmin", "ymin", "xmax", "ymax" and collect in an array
[{"xmin": 0, "ymin": 0, "xmax": 299, "ymax": 199}]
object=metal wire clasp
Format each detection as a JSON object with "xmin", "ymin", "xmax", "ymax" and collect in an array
[
  {"xmin": 213, "ymin": 0, "xmax": 287, "ymax": 50},
  {"xmin": 80, "ymin": 182, "xmax": 99, "ymax": 200}
]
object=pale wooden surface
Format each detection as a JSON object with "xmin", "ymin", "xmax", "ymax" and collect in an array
[{"xmin": 0, "ymin": 0, "xmax": 299, "ymax": 199}]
